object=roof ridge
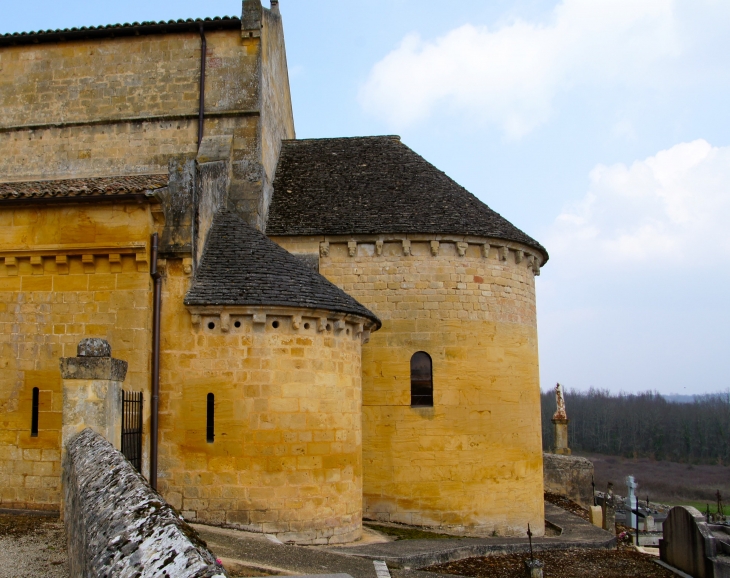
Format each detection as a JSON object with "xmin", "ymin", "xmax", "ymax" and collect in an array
[{"xmin": 282, "ymin": 135, "xmax": 401, "ymax": 144}]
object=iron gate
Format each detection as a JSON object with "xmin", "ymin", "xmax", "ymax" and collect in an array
[{"xmin": 121, "ymin": 390, "xmax": 143, "ymax": 472}]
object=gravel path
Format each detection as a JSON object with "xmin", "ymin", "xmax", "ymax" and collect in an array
[{"xmin": 0, "ymin": 514, "xmax": 68, "ymax": 578}]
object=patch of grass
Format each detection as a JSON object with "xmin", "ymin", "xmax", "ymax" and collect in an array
[
  {"xmin": 664, "ymin": 500, "xmax": 722, "ymax": 513},
  {"xmin": 363, "ymin": 522, "xmax": 461, "ymax": 541}
]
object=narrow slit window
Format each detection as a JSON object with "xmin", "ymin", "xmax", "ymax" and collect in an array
[
  {"xmin": 410, "ymin": 352, "xmax": 433, "ymax": 407},
  {"xmin": 206, "ymin": 393, "xmax": 215, "ymax": 443},
  {"xmin": 31, "ymin": 387, "xmax": 39, "ymax": 437}
]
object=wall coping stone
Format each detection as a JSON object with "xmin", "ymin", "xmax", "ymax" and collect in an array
[
  {"xmin": 64, "ymin": 428, "xmax": 226, "ymax": 578},
  {"xmin": 60, "ymin": 357, "xmax": 128, "ymax": 381}
]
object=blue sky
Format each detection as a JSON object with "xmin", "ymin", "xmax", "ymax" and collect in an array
[{"xmin": 4, "ymin": 1, "xmax": 729, "ymax": 395}]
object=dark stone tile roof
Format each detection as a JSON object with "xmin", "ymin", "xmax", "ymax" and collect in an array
[
  {"xmin": 0, "ymin": 175, "xmax": 168, "ymax": 201},
  {"xmin": 184, "ymin": 211, "xmax": 381, "ymax": 326},
  {"xmin": 0, "ymin": 16, "xmax": 240, "ymax": 47},
  {"xmin": 267, "ymin": 136, "xmax": 548, "ymax": 261}
]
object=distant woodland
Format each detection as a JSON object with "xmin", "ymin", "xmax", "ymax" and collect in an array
[{"xmin": 541, "ymin": 389, "xmax": 730, "ymax": 464}]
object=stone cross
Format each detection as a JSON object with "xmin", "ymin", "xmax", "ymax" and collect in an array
[{"xmin": 626, "ymin": 475, "xmax": 638, "ymax": 528}]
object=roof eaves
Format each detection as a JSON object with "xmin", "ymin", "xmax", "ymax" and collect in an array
[
  {"xmin": 0, "ymin": 174, "xmax": 168, "ymax": 204},
  {"xmin": 0, "ymin": 16, "xmax": 241, "ymax": 47}
]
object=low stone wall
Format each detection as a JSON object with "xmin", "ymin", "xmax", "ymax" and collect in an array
[
  {"xmin": 543, "ymin": 452, "xmax": 594, "ymax": 508},
  {"xmin": 63, "ymin": 428, "xmax": 226, "ymax": 578}
]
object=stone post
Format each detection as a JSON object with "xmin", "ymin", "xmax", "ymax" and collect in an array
[
  {"xmin": 645, "ymin": 515, "xmax": 655, "ymax": 532},
  {"xmin": 60, "ymin": 338, "xmax": 128, "ymax": 452},
  {"xmin": 603, "ymin": 482, "xmax": 616, "ymax": 534}
]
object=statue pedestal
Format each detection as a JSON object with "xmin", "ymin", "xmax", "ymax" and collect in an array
[{"xmin": 552, "ymin": 418, "xmax": 571, "ymax": 455}]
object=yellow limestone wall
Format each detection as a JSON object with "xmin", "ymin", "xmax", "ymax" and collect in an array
[
  {"xmin": 272, "ymin": 235, "xmax": 545, "ymax": 536},
  {"xmin": 0, "ymin": 203, "xmax": 154, "ymax": 510},
  {"xmin": 0, "ymin": 17, "xmax": 296, "ymax": 228},
  {"xmin": 0, "ymin": 30, "xmax": 260, "ymax": 181},
  {"xmin": 157, "ymin": 264, "xmax": 368, "ymax": 544}
]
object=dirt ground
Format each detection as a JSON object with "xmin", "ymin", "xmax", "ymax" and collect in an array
[
  {"xmin": 583, "ymin": 451, "xmax": 730, "ymax": 505},
  {"xmin": 0, "ymin": 513, "xmax": 69, "ymax": 578},
  {"xmin": 425, "ymin": 547, "xmax": 674, "ymax": 578},
  {"xmin": 425, "ymin": 493, "xmax": 668, "ymax": 578}
]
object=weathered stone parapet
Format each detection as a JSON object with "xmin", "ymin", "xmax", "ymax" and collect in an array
[
  {"xmin": 64, "ymin": 428, "xmax": 226, "ymax": 578},
  {"xmin": 60, "ymin": 339, "xmax": 128, "ymax": 452},
  {"xmin": 543, "ymin": 453, "xmax": 594, "ymax": 509}
]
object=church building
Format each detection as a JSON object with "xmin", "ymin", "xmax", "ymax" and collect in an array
[{"xmin": 0, "ymin": 1, "xmax": 548, "ymax": 544}]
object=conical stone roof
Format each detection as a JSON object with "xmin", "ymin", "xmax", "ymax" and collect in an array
[
  {"xmin": 184, "ymin": 210, "xmax": 381, "ymax": 327},
  {"xmin": 267, "ymin": 136, "xmax": 548, "ymax": 262}
]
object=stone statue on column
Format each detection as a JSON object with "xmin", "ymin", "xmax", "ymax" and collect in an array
[{"xmin": 551, "ymin": 383, "xmax": 571, "ymax": 455}]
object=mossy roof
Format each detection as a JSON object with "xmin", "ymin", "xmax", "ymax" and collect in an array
[
  {"xmin": 184, "ymin": 210, "xmax": 380, "ymax": 327},
  {"xmin": 267, "ymin": 136, "xmax": 548, "ymax": 262}
]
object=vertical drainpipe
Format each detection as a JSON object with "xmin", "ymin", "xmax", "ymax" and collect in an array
[
  {"xmin": 149, "ymin": 21, "xmax": 205, "ymax": 490},
  {"xmin": 149, "ymin": 233, "xmax": 162, "ymax": 490},
  {"xmin": 198, "ymin": 23, "xmax": 207, "ymax": 148}
]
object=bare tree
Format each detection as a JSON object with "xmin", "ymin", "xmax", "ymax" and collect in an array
[{"xmin": 541, "ymin": 389, "xmax": 730, "ymax": 464}]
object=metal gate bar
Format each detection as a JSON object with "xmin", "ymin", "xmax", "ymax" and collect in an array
[{"xmin": 121, "ymin": 390, "xmax": 143, "ymax": 472}]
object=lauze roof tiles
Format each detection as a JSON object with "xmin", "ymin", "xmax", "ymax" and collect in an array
[
  {"xmin": 267, "ymin": 136, "xmax": 548, "ymax": 261},
  {"xmin": 184, "ymin": 210, "xmax": 381, "ymax": 326}
]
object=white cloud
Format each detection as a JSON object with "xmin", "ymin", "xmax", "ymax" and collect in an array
[
  {"xmin": 548, "ymin": 139, "xmax": 730, "ymax": 267},
  {"xmin": 359, "ymin": 0, "xmax": 679, "ymax": 138},
  {"xmin": 611, "ymin": 119, "xmax": 637, "ymax": 141}
]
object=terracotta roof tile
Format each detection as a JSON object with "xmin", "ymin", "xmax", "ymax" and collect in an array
[
  {"xmin": 267, "ymin": 136, "xmax": 548, "ymax": 261},
  {"xmin": 0, "ymin": 17, "xmax": 241, "ymax": 47},
  {"xmin": 0, "ymin": 175, "xmax": 168, "ymax": 201}
]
